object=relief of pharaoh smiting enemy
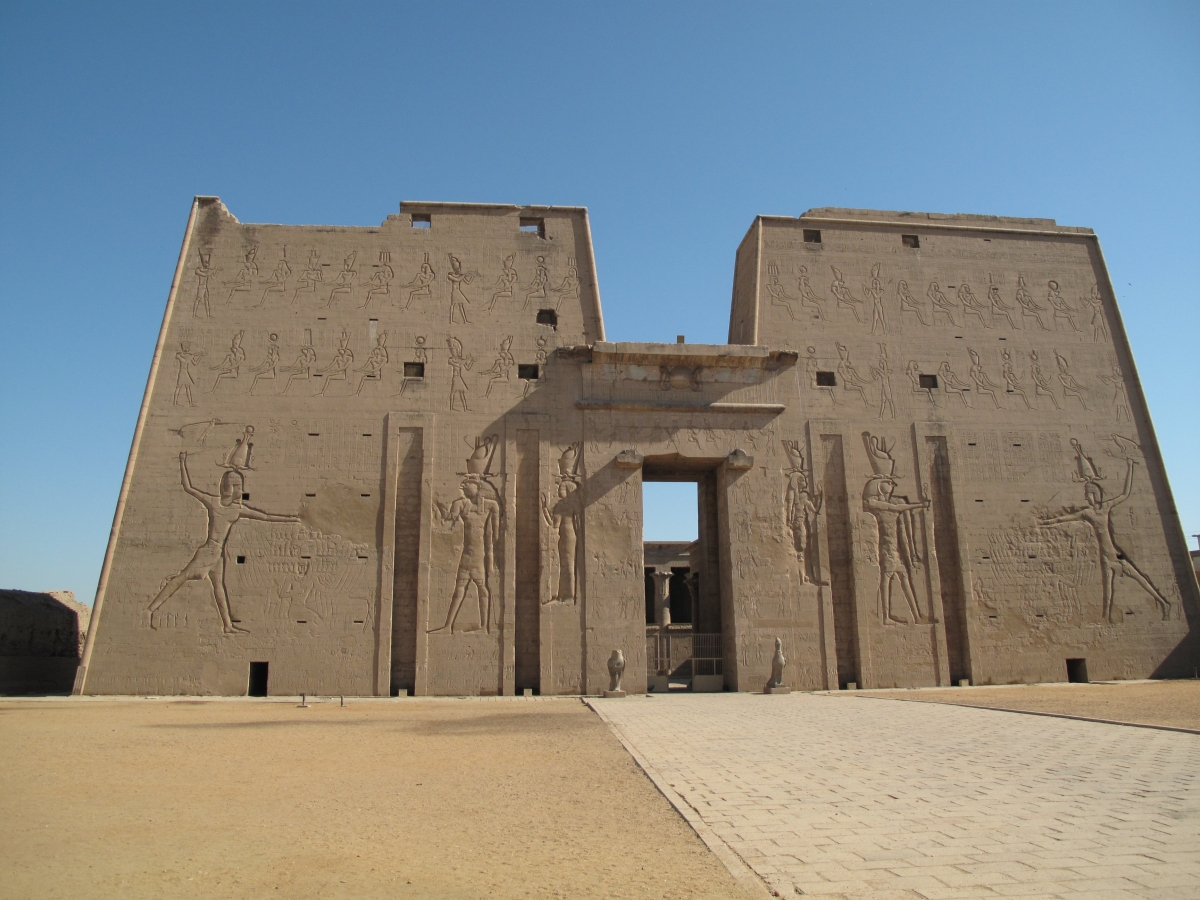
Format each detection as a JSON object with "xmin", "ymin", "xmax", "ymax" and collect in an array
[
  {"xmin": 1037, "ymin": 437, "xmax": 1172, "ymax": 622},
  {"xmin": 148, "ymin": 427, "xmax": 300, "ymax": 634},
  {"xmin": 428, "ymin": 436, "xmax": 503, "ymax": 635}
]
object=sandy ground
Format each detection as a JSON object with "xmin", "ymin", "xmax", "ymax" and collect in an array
[
  {"xmin": 857, "ymin": 678, "xmax": 1200, "ymax": 730},
  {"xmin": 0, "ymin": 697, "xmax": 748, "ymax": 900}
]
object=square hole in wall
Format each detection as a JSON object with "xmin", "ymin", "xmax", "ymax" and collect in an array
[
  {"xmin": 919, "ymin": 374, "xmax": 938, "ymax": 390},
  {"xmin": 902, "ymin": 234, "xmax": 920, "ymax": 249},
  {"xmin": 403, "ymin": 362, "xmax": 425, "ymax": 378},
  {"xmin": 803, "ymin": 229, "xmax": 822, "ymax": 244},
  {"xmin": 519, "ymin": 217, "xmax": 545, "ymax": 238},
  {"xmin": 241, "ymin": 493, "xmax": 250, "ymax": 501},
  {"xmin": 236, "ymin": 555, "xmax": 246, "ymax": 564},
  {"xmin": 518, "ymin": 363, "xmax": 539, "ymax": 380},
  {"xmin": 536, "ymin": 309, "xmax": 558, "ymax": 328},
  {"xmin": 815, "ymin": 371, "xmax": 837, "ymax": 387},
  {"xmin": 411, "ymin": 213, "xmax": 431, "ymax": 229}
]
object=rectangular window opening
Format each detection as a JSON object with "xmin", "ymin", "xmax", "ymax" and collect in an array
[
  {"xmin": 519, "ymin": 217, "xmax": 545, "ymax": 238},
  {"xmin": 241, "ymin": 493, "xmax": 250, "ymax": 501},
  {"xmin": 919, "ymin": 374, "xmax": 938, "ymax": 390},
  {"xmin": 236, "ymin": 555, "xmax": 246, "ymax": 564},
  {"xmin": 518, "ymin": 363, "xmax": 539, "ymax": 380},
  {"xmin": 403, "ymin": 362, "xmax": 426, "ymax": 378},
  {"xmin": 411, "ymin": 213, "xmax": 431, "ymax": 229},
  {"xmin": 1066, "ymin": 658, "xmax": 1089, "ymax": 683},
  {"xmin": 816, "ymin": 371, "xmax": 837, "ymax": 387},
  {"xmin": 803, "ymin": 229, "xmax": 822, "ymax": 244},
  {"xmin": 308, "ymin": 432, "xmax": 320, "ymax": 437},
  {"xmin": 902, "ymin": 234, "xmax": 920, "ymax": 249},
  {"xmin": 248, "ymin": 662, "xmax": 269, "ymax": 697},
  {"xmin": 360, "ymin": 493, "xmax": 371, "ymax": 498},
  {"xmin": 305, "ymin": 493, "xmax": 316, "ymax": 497},
  {"xmin": 536, "ymin": 309, "xmax": 558, "ymax": 328}
]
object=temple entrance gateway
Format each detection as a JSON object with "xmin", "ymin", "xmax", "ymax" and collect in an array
[{"xmin": 642, "ymin": 462, "xmax": 726, "ymax": 692}]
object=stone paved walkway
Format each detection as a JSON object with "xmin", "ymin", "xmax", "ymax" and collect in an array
[{"xmin": 588, "ymin": 693, "xmax": 1200, "ymax": 900}]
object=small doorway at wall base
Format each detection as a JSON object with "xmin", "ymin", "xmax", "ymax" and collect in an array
[
  {"xmin": 1066, "ymin": 658, "xmax": 1088, "ymax": 684},
  {"xmin": 248, "ymin": 661, "xmax": 270, "ymax": 696}
]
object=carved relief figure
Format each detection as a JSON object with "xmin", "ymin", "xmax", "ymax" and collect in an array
[
  {"xmin": 866, "ymin": 264, "xmax": 888, "ymax": 335},
  {"xmin": 487, "ymin": 255, "xmax": 518, "ymax": 310},
  {"xmin": 765, "ymin": 262, "xmax": 797, "ymax": 320},
  {"xmin": 1054, "ymin": 351, "xmax": 1088, "ymax": 409},
  {"xmin": 523, "ymin": 255, "xmax": 549, "ymax": 308},
  {"xmin": 354, "ymin": 331, "xmax": 389, "ymax": 395},
  {"xmin": 318, "ymin": 331, "xmax": 354, "ymax": 395},
  {"xmin": 523, "ymin": 335, "xmax": 547, "ymax": 398},
  {"xmin": 988, "ymin": 275, "xmax": 1016, "ymax": 328},
  {"xmin": 552, "ymin": 256, "xmax": 580, "ymax": 309},
  {"xmin": 148, "ymin": 451, "xmax": 300, "ymax": 634},
  {"xmin": 1100, "ymin": 365, "xmax": 1131, "ymax": 423},
  {"xmin": 429, "ymin": 437, "xmax": 502, "ymax": 634},
  {"xmin": 248, "ymin": 333, "xmax": 281, "ymax": 394},
  {"xmin": 173, "ymin": 342, "xmax": 205, "ymax": 407},
  {"xmin": 897, "ymin": 279, "xmax": 928, "ymax": 326},
  {"xmin": 1029, "ymin": 350, "xmax": 1060, "ymax": 409},
  {"xmin": 782, "ymin": 440, "xmax": 823, "ymax": 585},
  {"xmin": 957, "ymin": 283, "xmax": 989, "ymax": 328},
  {"xmin": 543, "ymin": 444, "xmax": 582, "ymax": 604},
  {"xmin": 324, "ymin": 252, "xmax": 358, "ymax": 307},
  {"xmin": 482, "ymin": 336, "xmax": 514, "ymax": 398},
  {"xmin": 1015, "ymin": 275, "xmax": 1048, "ymax": 330},
  {"xmin": 836, "ymin": 343, "xmax": 869, "ymax": 404},
  {"xmin": 861, "ymin": 433, "xmax": 930, "ymax": 625},
  {"xmin": 928, "ymin": 282, "xmax": 958, "ymax": 326},
  {"xmin": 281, "ymin": 329, "xmax": 317, "ymax": 394},
  {"xmin": 404, "ymin": 253, "xmax": 435, "ymax": 309},
  {"xmin": 1001, "ymin": 348, "xmax": 1032, "ymax": 409},
  {"xmin": 1047, "ymin": 280, "xmax": 1079, "ymax": 332},
  {"xmin": 291, "ymin": 250, "xmax": 323, "ymax": 305},
  {"xmin": 831, "ymin": 266, "xmax": 865, "ymax": 322},
  {"xmin": 256, "ymin": 248, "xmax": 291, "ymax": 308},
  {"xmin": 968, "ymin": 349, "xmax": 1002, "ymax": 409},
  {"xmin": 1038, "ymin": 439, "xmax": 1171, "ymax": 622},
  {"xmin": 796, "ymin": 265, "xmax": 826, "ymax": 318},
  {"xmin": 359, "ymin": 250, "xmax": 394, "ymax": 308},
  {"xmin": 447, "ymin": 254, "xmax": 476, "ymax": 324},
  {"xmin": 209, "ymin": 331, "xmax": 246, "ymax": 392},
  {"xmin": 193, "ymin": 250, "xmax": 218, "ymax": 317},
  {"xmin": 227, "ymin": 246, "xmax": 259, "ymax": 302},
  {"xmin": 937, "ymin": 361, "xmax": 971, "ymax": 406},
  {"xmin": 1084, "ymin": 284, "xmax": 1108, "ymax": 342},
  {"xmin": 446, "ymin": 336, "xmax": 474, "ymax": 411},
  {"xmin": 870, "ymin": 343, "xmax": 895, "ymax": 420}
]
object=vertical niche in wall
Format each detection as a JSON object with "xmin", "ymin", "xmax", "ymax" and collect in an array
[
  {"xmin": 928, "ymin": 436, "xmax": 970, "ymax": 684},
  {"xmin": 821, "ymin": 435, "xmax": 860, "ymax": 689}
]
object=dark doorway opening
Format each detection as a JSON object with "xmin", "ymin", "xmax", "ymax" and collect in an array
[
  {"xmin": 1066, "ymin": 658, "xmax": 1089, "ymax": 683},
  {"xmin": 248, "ymin": 661, "xmax": 269, "ymax": 696},
  {"xmin": 642, "ymin": 461, "xmax": 726, "ymax": 692}
]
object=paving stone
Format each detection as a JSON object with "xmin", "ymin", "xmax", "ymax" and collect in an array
[{"xmin": 590, "ymin": 693, "xmax": 1200, "ymax": 898}]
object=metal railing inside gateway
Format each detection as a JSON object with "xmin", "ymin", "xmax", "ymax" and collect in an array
[{"xmin": 647, "ymin": 631, "xmax": 723, "ymax": 677}]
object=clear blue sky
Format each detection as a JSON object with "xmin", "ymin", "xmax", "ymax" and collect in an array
[{"xmin": 2, "ymin": 2, "xmax": 1197, "ymax": 598}]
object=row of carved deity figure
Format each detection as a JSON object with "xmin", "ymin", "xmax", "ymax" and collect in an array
[
  {"xmin": 171, "ymin": 329, "xmax": 548, "ymax": 408},
  {"xmin": 766, "ymin": 261, "xmax": 1109, "ymax": 341},
  {"xmin": 780, "ymin": 432, "xmax": 1170, "ymax": 628},
  {"xmin": 803, "ymin": 343, "xmax": 1130, "ymax": 421},
  {"xmin": 192, "ymin": 246, "xmax": 580, "ymax": 322}
]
